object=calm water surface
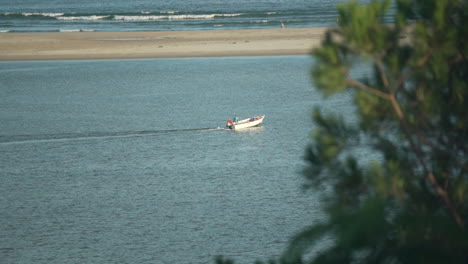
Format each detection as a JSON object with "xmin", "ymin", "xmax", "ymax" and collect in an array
[{"xmin": 0, "ymin": 56, "xmax": 355, "ymax": 263}]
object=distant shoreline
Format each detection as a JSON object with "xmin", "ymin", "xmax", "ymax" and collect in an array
[{"xmin": 0, "ymin": 28, "xmax": 328, "ymax": 61}]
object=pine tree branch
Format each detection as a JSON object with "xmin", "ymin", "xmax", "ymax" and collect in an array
[
  {"xmin": 389, "ymin": 94, "xmax": 404, "ymax": 119},
  {"xmin": 426, "ymin": 171, "xmax": 465, "ymax": 228},
  {"xmin": 348, "ymin": 57, "xmax": 465, "ymax": 226},
  {"xmin": 415, "ymin": 132, "xmax": 468, "ymax": 173},
  {"xmin": 395, "ymin": 71, "xmax": 412, "ymax": 94},
  {"xmin": 416, "ymin": 51, "xmax": 432, "ymax": 67},
  {"xmin": 404, "ymin": 88, "xmax": 468, "ymax": 173},
  {"xmin": 346, "ymin": 79, "xmax": 390, "ymax": 100},
  {"xmin": 444, "ymin": 172, "xmax": 449, "ymax": 190},
  {"xmin": 374, "ymin": 55, "xmax": 390, "ymax": 89},
  {"xmin": 390, "ymin": 95, "xmax": 465, "ymax": 229},
  {"xmin": 405, "ymin": 127, "xmax": 464, "ymax": 228},
  {"xmin": 448, "ymin": 15, "xmax": 468, "ymax": 67},
  {"xmin": 347, "ymin": 75, "xmax": 464, "ymax": 227}
]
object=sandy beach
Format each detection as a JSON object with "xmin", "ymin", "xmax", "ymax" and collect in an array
[{"xmin": 0, "ymin": 28, "xmax": 327, "ymax": 61}]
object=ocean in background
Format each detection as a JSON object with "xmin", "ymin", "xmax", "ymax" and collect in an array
[
  {"xmin": 0, "ymin": 56, "xmax": 361, "ymax": 263},
  {"xmin": 0, "ymin": 0, "xmax": 394, "ymax": 32}
]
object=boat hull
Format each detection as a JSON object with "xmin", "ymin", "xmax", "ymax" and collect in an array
[{"xmin": 227, "ymin": 115, "xmax": 265, "ymax": 130}]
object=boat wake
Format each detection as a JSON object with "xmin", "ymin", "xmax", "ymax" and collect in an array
[{"xmin": 0, "ymin": 127, "xmax": 226, "ymax": 144}]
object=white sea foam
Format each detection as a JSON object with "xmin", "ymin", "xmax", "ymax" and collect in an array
[
  {"xmin": 59, "ymin": 28, "xmax": 96, "ymax": 32},
  {"xmin": 22, "ymin": 12, "xmax": 64, "ymax": 17},
  {"xmin": 59, "ymin": 29, "xmax": 81, "ymax": 32},
  {"xmin": 0, "ymin": 30, "xmax": 11, "ymax": 33},
  {"xmin": 139, "ymin": 10, "xmax": 178, "ymax": 14},
  {"xmin": 57, "ymin": 15, "xmax": 109, "ymax": 21},
  {"xmin": 265, "ymin": 12, "xmax": 277, "ymax": 15},
  {"xmin": 113, "ymin": 13, "xmax": 241, "ymax": 21},
  {"xmin": 222, "ymin": 14, "xmax": 243, "ymax": 17},
  {"xmin": 252, "ymin": 20, "xmax": 269, "ymax": 23},
  {"xmin": 114, "ymin": 15, "xmax": 165, "ymax": 21}
]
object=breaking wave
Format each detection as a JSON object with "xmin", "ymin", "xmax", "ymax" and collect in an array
[
  {"xmin": 0, "ymin": 8, "xmax": 346, "ymax": 32},
  {"xmin": 22, "ymin": 12, "xmax": 64, "ymax": 17},
  {"xmin": 113, "ymin": 13, "xmax": 241, "ymax": 21},
  {"xmin": 57, "ymin": 15, "xmax": 110, "ymax": 21},
  {"xmin": 1, "ymin": 12, "xmax": 243, "ymax": 21},
  {"xmin": 59, "ymin": 28, "xmax": 96, "ymax": 32}
]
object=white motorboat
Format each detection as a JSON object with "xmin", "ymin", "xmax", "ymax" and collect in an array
[{"xmin": 226, "ymin": 115, "xmax": 265, "ymax": 130}]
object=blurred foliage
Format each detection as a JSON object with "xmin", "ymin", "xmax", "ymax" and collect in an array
[
  {"xmin": 215, "ymin": 0, "xmax": 467, "ymax": 263},
  {"xmin": 285, "ymin": 0, "xmax": 468, "ymax": 263}
]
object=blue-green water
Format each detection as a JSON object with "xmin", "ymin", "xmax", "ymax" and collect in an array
[
  {"xmin": 0, "ymin": 56, "xmax": 355, "ymax": 263},
  {"xmin": 0, "ymin": 0, "xmax": 394, "ymax": 32}
]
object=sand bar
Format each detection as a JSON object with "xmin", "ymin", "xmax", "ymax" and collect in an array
[{"xmin": 0, "ymin": 28, "xmax": 327, "ymax": 61}]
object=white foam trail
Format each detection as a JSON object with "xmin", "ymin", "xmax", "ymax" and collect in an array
[
  {"xmin": 0, "ymin": 30, "xmax": 11, "ymax": 33},
  {"xmin": 57, "ymin": 15, "xmax": 109, "ymax": 21}
]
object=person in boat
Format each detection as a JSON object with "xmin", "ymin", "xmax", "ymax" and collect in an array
[{"xmin": 233, "ymin": 115, "xmax": 239, "ymax": 124}]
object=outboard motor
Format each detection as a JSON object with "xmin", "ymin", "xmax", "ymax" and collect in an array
[{"xmin": 226, "ymin": 119, "xmax": 234, "ymax": 129}]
